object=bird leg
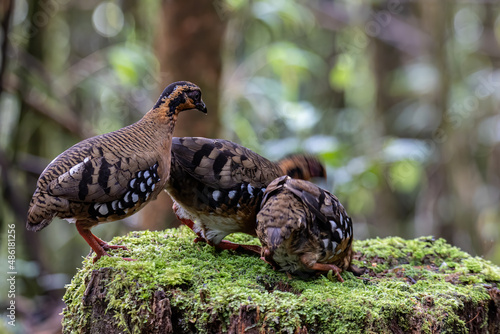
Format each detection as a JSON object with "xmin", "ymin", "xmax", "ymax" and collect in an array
[
  {"xmin": 213, "ymin": 240, "xmax": 262, "ymax": 255},
  {"xmin": 174, "ymin": 213, "xmax": 197, "ymax": 232},
  {"xmin": 192, "ymin": 236, "xmax": 261, "ymax": 255},
  {"xmin": 76, "ymin": 222, "xmax": 133, "ymax": 263},
  {"xmin": 172, "ymin": 203, "xmax": 261, "ymax": 255},
  {"xmin": 93, "ymin": 234, "xmax": 128, "ymax": 251},
  {"xmin": 313, "ymin": 264, "xmax": 344, "ymax": 282},
  {"xmin": 172, "ymin": 203, "xmax": 205, "ymax": 239},
  {"xmin": 301, "ymin": 257, "xmax": 344, "ymax": 283},
  {"xmin": 260, "ymin": 248, "xmax": 280, "ymax": 270}
]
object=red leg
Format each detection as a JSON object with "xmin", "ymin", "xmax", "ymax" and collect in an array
[
  {"xmin": 194, "ymin": 237, "xmax": 261, "ymax": 255},
  {"xmin": 93, "ymin": 235, "xmax": 128, "ymax": 251},
  {"xmin": 214, "ymin": 240, "xmax": 262, "ymax": 255},
  {"xmin": 172, "ymin": 203, "xmax": 204, "ymax": 237},
  {"xmin": 260, "ymin": 248, "xmax": 279, "ymax": 270},
  {"xmin": 76, "ymin": 222, "xmax": 134, "ymax": 263},
  {"xmin": 193, "ymin": 237, "xmax": 206, "ymax": 246},
  {"xmin": 303, "ymin": 261, "xmax": 344, "ymax": 282},
  {"xmin": 172, "ymin": 203, "xmax": 260, "ymax": 255},
  {"xmin": 76, "ymin": 222, "xmax": 109, "ymax": 263},
  {"xmin": 174, "ymin": 212, "xmax": 196, "ymax": 231}
]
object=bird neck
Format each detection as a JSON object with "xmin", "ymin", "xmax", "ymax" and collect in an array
[
  {"xmin": 145, "ymin": 100, "xmax": 181, "ymax": 125},
  {"xmin": 140, "ymin": 105, "xmax": 180, "ymax": 178}
]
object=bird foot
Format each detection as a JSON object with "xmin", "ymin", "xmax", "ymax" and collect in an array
[
  {"xmin": 307, "ymin": 262, "xmax": 344, "ymax": 283},
  {"xmin": 260, "ymin": 248, "xmax": 280, "ymax": 270},
  {"xmin": 215, "ymin": 240, "xmax": 262, "ymax": 255},
  {"xmin": 172, "ymin": 204, "xmax": 207, "ymax": 242},
  {"xmin": 195, "ymin": 237, "xmax": 261, "ymax": 255},
  {"xmin": 76, "ymin": 223, "xmax": 133, "ymax": 263},
  {"xmin": 260, "ymin": 256, "xmax": 278, "ymax": 270},
  {"xmin": 94, "ymin": 235, "xmax": 129, "ymax": 251},
  {"xmin": 193, "ymin": 236, "xmax": 207, "ymax": 243},
  {"xmin": 90, "ymin": 251, "xmax": 137, "ymax": 263},
  {"xmin": 93, "ymin": 235, "xmax": 131, "ymax": 261},
  {"xmin": 101, "ymin": 243, "xmax": 129, "ymax": 251}
]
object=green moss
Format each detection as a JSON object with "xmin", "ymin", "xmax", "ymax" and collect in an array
[{"xmin": 62, "ymin": 229, "xmax": 500, "ymax": 333}]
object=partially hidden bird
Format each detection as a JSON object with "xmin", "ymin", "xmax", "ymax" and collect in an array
[
  {"xmin": 26, "ymin": 81, "xmax": 207, "ymax": 262},
  {"xmin": 256, "ymin": 175, "xmax": 354, "ymax": 282},
  {"xmin": 166, "ymin": 137, "xmax": 326, "ymax": 253}
]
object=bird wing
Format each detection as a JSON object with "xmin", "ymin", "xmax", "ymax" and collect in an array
[
  {"xmin": 171, "ymin": 137, "xmax": 280, "ymax": 189},
  {"xmin": 46, "ymin": 139, "xmax": 159, "ymax": 203},
  {"xmin": 284, "ymin": 178, "xmax": 352, "ymax": 244},
  {"xmin": 257, "ymin": 176, "xmax": 311, "ymax": 248},
  {"xmin": 283, "ymin": 179, "xmax": 328, "ymax": 222}
]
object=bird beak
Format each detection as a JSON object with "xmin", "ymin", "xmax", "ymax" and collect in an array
[{"xmin": 196, "ymin": 101, "xmax": 207, "ymax": 114}]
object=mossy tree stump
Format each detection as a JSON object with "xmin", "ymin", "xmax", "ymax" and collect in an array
[{"xmin": 62, "ymin": 227, "xmax": 500, "ymax": 333}]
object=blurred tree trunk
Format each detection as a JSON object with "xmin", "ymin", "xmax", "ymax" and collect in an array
[
  {"xmin": 18, "ymin": 0, "xmax": 49, "ymax": 271},
  {"xmin": 414, "ymin": 1, "xmax": 448, "ymax": 240},
  {"xmin": 368, "ymin": 2, "xmax": 406, "ymax": 238},
  {"xmin": 140, "ymin": 0, "xmax": 226, "ymax": 230},
  {"xmin": 483, "ymin": 3, "xmax": 500, "ymax": 261},
  {"xmin": 414, "ymin": 1, "xmax": 485, "ymax": 257},
  {"xmin": 410, "ymin": 0, "xmax": 490, "ymax": 259},
  {"xmin": 13, "ymin": 0, "xmax": 68, "ymax": 330}
]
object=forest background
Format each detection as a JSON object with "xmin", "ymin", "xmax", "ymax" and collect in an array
[{"xmin": 1, "ymin": 0, "xmax": 499, "ymax": 332}]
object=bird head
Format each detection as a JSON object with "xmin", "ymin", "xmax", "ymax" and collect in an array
[{"xmin": 153, "ymin": 81, "xmax": 208, "ymax": 115}]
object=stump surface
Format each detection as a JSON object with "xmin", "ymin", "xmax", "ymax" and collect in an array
[{"xmin": 62, "ymin": 227, "xmax": 500, "ymax": 333}]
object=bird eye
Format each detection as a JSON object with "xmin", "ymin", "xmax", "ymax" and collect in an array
[{"xmin": 189, "ymin": 90, "xmax": 201, "ymax": 102}]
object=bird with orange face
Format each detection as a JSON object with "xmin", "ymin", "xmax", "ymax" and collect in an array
[{"xmin": 26, "ymin": 81, "xmax": 207, "ymax": 262}]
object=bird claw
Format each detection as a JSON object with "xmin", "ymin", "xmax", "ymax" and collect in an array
[
  {"xmin": 101, "ymin": 244, "xmax": 128, "ymax": 251},
  {"xmin": 91, "ymin": 254, "xmax": 136, "ymax": 263},
  {"xmin": 85, "ymin": 234, "xmax": 131, "ymax": 263},
  {"xmin": 325, "ymin": 269, "xmax": 344, "ymax": 283},
  {"xmin": 260, "ymin": 256, "xmax": 278, "ymax": 270},
  {"xmin": 92, "ymin": 234, "xmax": 128, "ymax": 251},
  {"xmin": 193, "ymin": 237, "xmax": 207, "ymax": 243},
  {"xmin": 260, "ymin": 249, "xmax": 281, "ymax": 270},
  {"xmin": 333, "ymin": 270, "xmax": 344, "ymax": 283},
  {"xmin": 91, "ymin": 252, "xmax": 108, "ymax": 263},
  {"xmin": 215, "ymin": 240, "xmax": 261, "ymax": 255},
  {"xmin": 305, "ymin": 260, "xmax": 345, "ymax": 282},
  {"xmin": 195, "ymin": 237, "xmax": 261, "ymax": 255}
]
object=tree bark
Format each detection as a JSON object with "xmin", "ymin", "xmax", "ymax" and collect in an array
[{"xmin": 62, "ymin": 229, "xmax": 500, "ymax": 333}]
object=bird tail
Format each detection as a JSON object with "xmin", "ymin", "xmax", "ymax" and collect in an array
[
  {"xmin": 26, "ymin": 190, "xmax": 56, "ymax": 232},
  {"xmin": 277, "ymin": 154, "xmax": 326, "ymax": 181}
]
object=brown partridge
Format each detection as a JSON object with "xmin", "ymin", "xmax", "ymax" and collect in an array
[
  {"xmin": 166, "ymin": 137, "xmax": 326, "ymax": 253},
  {"xmin": 256, "ymin": 176, "xmax": 354, "ymax": 282},
  {"xmin": 26, "ymin": 81, "xmax": 207, "ymax": 262}
]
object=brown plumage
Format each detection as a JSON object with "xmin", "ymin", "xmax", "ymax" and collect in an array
[
  {"xmin": 26, "ymin": 81, "xmax": 207, "ymax": 262},
  {"xmin": 256, "ymin": 176, "xmax": 354, "ymax": 282},
  {"xmin": 166, "ymin": 137, "xmax": 326, "ymax": 253}
]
